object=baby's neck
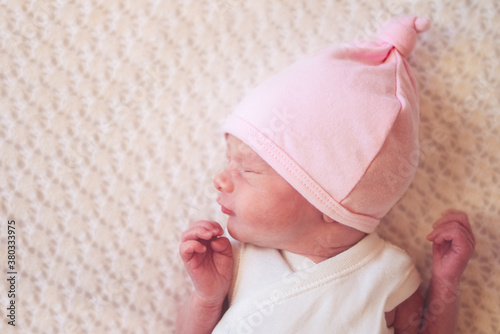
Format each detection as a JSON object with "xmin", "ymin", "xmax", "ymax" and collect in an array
[{"xmin": 286, "ymin": 231, "xmax": 368, "ymax": 263}]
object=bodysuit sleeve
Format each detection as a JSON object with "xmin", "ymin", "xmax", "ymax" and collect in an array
[{"xmin": 384, "ymin": 244, "xmax": 422, "ymax": 312}]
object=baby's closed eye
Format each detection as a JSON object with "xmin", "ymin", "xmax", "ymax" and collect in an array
[{"xmin": 240, "ymin": 166, "xmax": 259, "ymax": 174}]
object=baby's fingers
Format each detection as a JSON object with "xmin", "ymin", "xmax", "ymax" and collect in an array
[
  {"xmin": 211, "ymin": 236, "xmax": 232, "ymax": 255},
  {"xmin": 188, "ymin": 220, "xmax": 224, "ymax": 232},
  {"xmin": 179, "ymin": 240, "xmax": 207, "ymax": 263},
  {"xmin": 434, "ymin": 210, "xmax": 473, "ymax": 237},
  {"xmin": 181, "ymin": 221, "xmax": 223, "ymax": 242},
  {"xmin": 427, "ymin": 221, "xmax": 475, "ymax": 254}
]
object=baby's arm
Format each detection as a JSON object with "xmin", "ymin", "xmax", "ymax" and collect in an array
[
  {"xmin": 176, "ymin": 221, "xmax": 234, "ymax": 334},
  {"xmin": 420, "ymin": 209, "xmax": 475, "ymax": 333},
  {"xmin": 390, "ymin": 210, "xmax": 475, "ymax": 334}
]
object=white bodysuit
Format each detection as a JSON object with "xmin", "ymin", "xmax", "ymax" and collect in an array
[{"xmin": 212, "ymin": 233, "xmax": 421, "ymax": 334}]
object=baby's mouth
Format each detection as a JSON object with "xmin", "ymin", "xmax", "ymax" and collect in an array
[
  {"xmin": 220, "ymin": 205, "xmax": 234, "ymax": 215},
  {"xmin": 217, "ymin": 198, "xmax": 235, "ymax": 215}
]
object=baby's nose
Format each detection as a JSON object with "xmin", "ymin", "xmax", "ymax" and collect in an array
[{"xmin": 213, "ymin": 170, "xmax": 233, "ymax": 193}]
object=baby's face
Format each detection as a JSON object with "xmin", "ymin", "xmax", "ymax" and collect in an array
[{"xmin": 214, "ymin": 135, "xmax": 323, "ymax": 250}]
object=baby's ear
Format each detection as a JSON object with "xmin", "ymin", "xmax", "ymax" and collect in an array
[{"xmin": 322, "ymin": 213, "xmax": 336, "ymax": 223}]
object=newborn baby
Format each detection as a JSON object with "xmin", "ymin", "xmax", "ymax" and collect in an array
[{"xmin": 176, "ymin": 16, "xmax": 475, "ymax": 334}]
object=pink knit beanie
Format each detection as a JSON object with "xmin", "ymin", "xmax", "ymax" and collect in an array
[{"xmin": 223, "ymin": 16, "xmax": 430, "ymax": 233}]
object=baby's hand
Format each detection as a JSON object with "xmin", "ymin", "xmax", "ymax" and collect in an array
[
  {"xmin": 426, "ymin": 209, "xmax": 475, "ymax": 285},
  {"xmin": 179, "ymin": 220, "xmax": 233, "ymax": 307}
]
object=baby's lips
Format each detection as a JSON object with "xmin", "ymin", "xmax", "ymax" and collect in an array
[
  {"xmin": 217, "ymin": 198, "xmax": 235, "ymax": 215},
  {"xmin": 220, "ymin": 205, "xmax": 235, "ymax": 215}
]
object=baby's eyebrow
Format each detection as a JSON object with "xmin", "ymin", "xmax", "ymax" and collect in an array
[{"xmin": 241, "ymin": 151, "xmax": 270, "ymax": 169}]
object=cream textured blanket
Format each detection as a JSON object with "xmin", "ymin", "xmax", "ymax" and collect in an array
[{"xmin": 1, "ymin": 1, "xmax": 498, "ymax": 333}]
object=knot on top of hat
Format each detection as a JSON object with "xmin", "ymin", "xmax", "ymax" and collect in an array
[{"xmin": 376, "ymin": 16, "xmax": 430, "ymax": 57}]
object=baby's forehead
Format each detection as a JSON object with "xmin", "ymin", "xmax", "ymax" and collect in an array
[{"xmin": 226, "ymin": 135, "xmax": 263, "ymax": 161}]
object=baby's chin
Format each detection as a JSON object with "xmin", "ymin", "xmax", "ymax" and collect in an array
[
  {"xmin": 226, "ymin": 219, "xmax": 240, "ymax": 241},
  {"xmin": 226, "ymin": 218, "xmax": 255, "ymax": 245},
  {"xmin": 226, "ymin": 223, "xmax": 274, "ymax": 250}
]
